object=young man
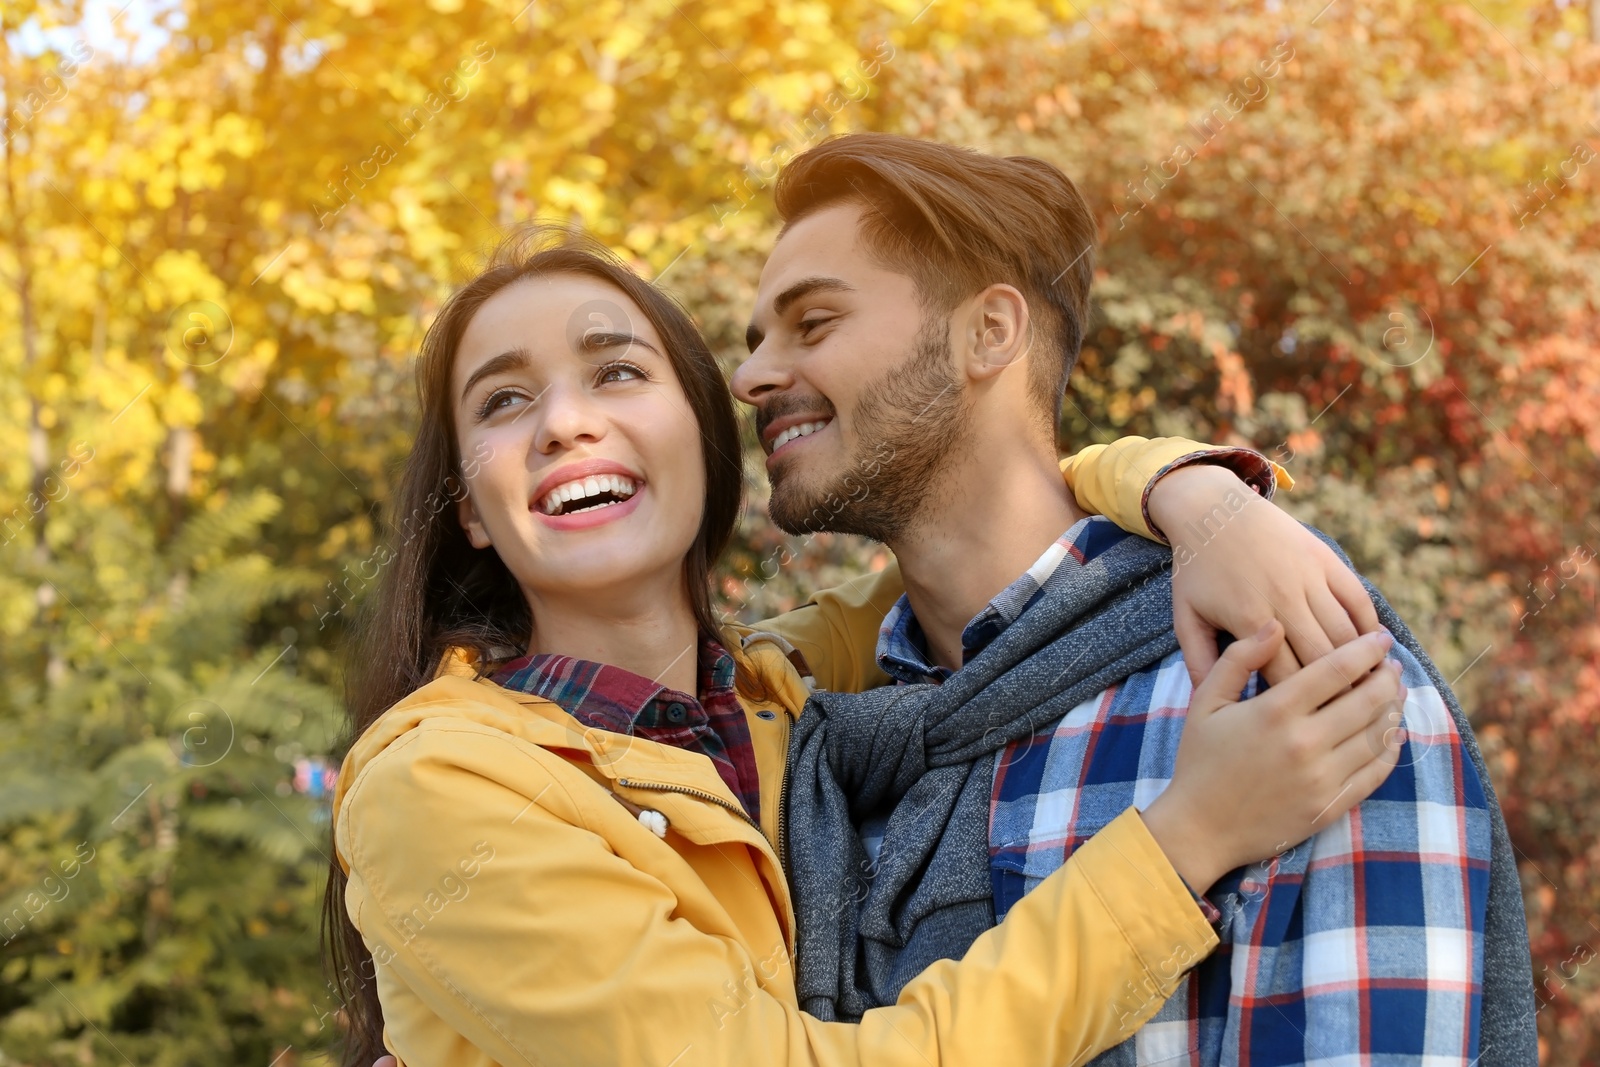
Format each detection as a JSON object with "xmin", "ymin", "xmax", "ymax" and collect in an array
[{"xmin": 733, "ymin": 134, "xmax": 1535, "ymax": 1066}]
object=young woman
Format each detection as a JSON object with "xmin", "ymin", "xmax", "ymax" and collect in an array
[{"xmin": 325, "ymin": 231, "xmax": 1403, "ymax": 1066}]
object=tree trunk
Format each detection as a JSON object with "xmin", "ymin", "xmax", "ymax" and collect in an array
[{"xmin": 0, "ymin": 42, "xmax": 64, "ymax": 687}]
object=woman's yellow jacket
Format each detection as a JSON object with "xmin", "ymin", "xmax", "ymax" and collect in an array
[{"xmin": 332, "ymin": 438, "xmax": 1276, "ymax": 1065}]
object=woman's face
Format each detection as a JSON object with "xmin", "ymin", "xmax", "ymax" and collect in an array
[{"xmin": 452, "ymin": 273, "xmax": 706, "ymax": 610}]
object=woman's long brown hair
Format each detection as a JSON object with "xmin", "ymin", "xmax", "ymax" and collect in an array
[{"xmin": 321, "ymin": 227, "xmax": 746, "ymax": 1063}]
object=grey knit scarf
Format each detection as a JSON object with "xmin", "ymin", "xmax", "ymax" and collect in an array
[{"xmin": 781, "ymin": 527, "xmax": 1536, "ymax": 1065}]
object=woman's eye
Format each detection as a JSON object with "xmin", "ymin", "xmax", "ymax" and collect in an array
[
  {"xmin": 478, "ymin": 389, "xmax": 527, "ymax": 418},
  {"xmin": 597, "ymin": 361, "xmax": 648, "ymax": 385}
]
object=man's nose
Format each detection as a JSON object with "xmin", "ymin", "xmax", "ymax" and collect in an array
[{"xmin": 730, "ymin": 341, "xmax": 794, "ymax": 407}]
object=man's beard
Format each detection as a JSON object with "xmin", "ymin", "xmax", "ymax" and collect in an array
[{"xmin": 768, "ymin": 315, "xmax": 971, "ymax": 543}]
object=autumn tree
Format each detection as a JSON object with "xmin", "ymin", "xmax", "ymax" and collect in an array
[{"xmin": 1, "ymin": 0, "xmax": 1594, "ymax": 1061}]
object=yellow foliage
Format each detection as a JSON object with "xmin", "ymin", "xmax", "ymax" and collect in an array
[{"xmin": 0, "ymin": 0, "xmax": 1593, "ymax": 1059}]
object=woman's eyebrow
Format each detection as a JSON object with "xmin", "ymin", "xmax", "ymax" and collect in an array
[
  {"xmin": 576, "ymin": 330, "xmax": 661, "ymax": 356},
  {"xmin": 460, "ymin": 347, "xmax": 532, "ymax": 402}
]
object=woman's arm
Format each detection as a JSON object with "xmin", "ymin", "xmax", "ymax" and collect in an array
[
  {"xmin": 1057, "ymin": 436, "xmax": 1288, "ymax": 542},
  {"xmin": 753, "ymin": 560, "xmax": 901, "ymax": 693},
  {"xmin": 1064, "ymin": 437, "xmax": 1383, "ymax": 685},
  {"xmin": 344, "ymin": 627, "xmax": 1401, "ymax": 1067},
  {"xmin": 339, "ymin": 725, "xmax": 1218, "ymax": 1067},
  {"xmin": 757, "ymin": 436, "xmax": 1300, "ymax": 693}
]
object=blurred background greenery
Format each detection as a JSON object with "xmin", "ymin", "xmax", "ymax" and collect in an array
[{"xmin": 1, "ymin": 0, "xmax": 1597, "ymax": 1062}]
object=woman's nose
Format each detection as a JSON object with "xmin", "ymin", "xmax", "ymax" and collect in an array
[{"xmin": 534, "ymin": 384, "xmax": 607, "ymax": 453}]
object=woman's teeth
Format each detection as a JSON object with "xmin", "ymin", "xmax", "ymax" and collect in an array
[
  {"xmin": 772, "ymin": 419, "xmax": 830, "ymax": 452},
  {"xmin": 539, "ymin": 474, "xmax": 639, "ymax": 516}
]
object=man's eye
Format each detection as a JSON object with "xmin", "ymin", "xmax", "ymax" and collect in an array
[
  {"xmin": 597, "ymin": 361, "xmax": 648, "ymax": 384},
  {"xmin": 798, "ymin": 317, "xmax": 834, "ymax": 335}
]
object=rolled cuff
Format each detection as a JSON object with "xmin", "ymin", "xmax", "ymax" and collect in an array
[{"xmin": 1140, "ymin": 447, "xmax": 1289, "ymax": 544}]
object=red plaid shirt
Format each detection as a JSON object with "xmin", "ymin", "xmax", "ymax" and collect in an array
[{"xmin": 490, "ymin": 636, "xmax": 761, "ymax": 819}]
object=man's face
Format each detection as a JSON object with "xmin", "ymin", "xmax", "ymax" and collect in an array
[{"xmin": 732, "ymin": 202, "xmax": 971, "ymax": 542}]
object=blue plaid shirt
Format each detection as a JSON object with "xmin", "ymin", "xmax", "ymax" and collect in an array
[{"xmin": 874, "ymin": 516, "xmax": 1491, "ymax": 1066}]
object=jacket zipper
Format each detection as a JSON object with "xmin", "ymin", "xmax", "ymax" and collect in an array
[
  {"xmin": 614, "ymin": 700, "xmax": 796, "ymax": 953},
  {"xmin": 777, "ymin": 709, "xmax": 796, "ymax": 953},
  {"xmin": 777, "ymin": 709, "xmax": 792, "ymax": 881},
  {"xmin": 615, "ymin": 777, "xmax": 769, "ymax": 840},
  {"xmin": 618, "ymin": 706, "xmax": 799, "ymax": 954}
]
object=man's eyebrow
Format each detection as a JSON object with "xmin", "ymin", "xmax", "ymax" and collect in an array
[
  {"xmin": 460, "ymin": 347, "xmax": 532, "ymax": 402},
  {"xmin": 773, "ymin": 276, "xmax": 855, "ymax": 318},
  {"xmin": 745, "ymin": 276, "xmax": 856, "ymax": 353}
]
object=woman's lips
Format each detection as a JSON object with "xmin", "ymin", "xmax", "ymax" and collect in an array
[{"xmin": 533, "ymin": 483, "xmax": 646, "ymax": 530}]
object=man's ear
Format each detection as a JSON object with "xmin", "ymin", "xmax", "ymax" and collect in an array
[
  {"xmin": 960, "ymin": 284, "xmax": 1032, "ymax": 383},
  {"xmin": 458, "ymin": 494, "xmax": 492, "ymax": 549}
]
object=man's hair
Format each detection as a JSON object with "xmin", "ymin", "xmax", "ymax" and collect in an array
[{"xmin": 774, "ymin": 133, "xmax": 1097, "ymax": 424}]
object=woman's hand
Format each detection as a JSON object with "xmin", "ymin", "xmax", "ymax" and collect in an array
[
  {"xmin": 1146, "ymin": 464, "xmax": 1380, "ymax": 689},
  {"xmin": 1140, "ymin": 622, "xmax": 1404, "ymax": 895}
]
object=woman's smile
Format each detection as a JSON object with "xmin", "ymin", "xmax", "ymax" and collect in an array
[
  {"xmin": 532, "ymin": 456, "xmax": 646, "ymax": 529},
  {"xmin": 534, "ymin": 473, "xmax": 647, "ymax": 530}
]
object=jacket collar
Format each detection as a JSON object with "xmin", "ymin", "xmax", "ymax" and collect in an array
[{"xmin": 335, "ymin": 628, "xmax": 809, "ymax": 833}]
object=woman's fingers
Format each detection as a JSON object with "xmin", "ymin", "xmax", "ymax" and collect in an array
[
  {"xmin": 1327, "ymin": 557, "xmax": 1382, "ymax": 636},
  {"xmin": 1350, "ymin": 736, "xmax": 1404, "ymax": 801},
  {"xmin": 1295, "ymin": 665, "xmax": 1404, "ymax": 833},
  {"xmin": 1319, "ymin": 661, "xmax": 1404, "ymax": 751},
  {"xmin": 1189, "ymin": 620, "xmax": 1282, "ymax": 717},
  {"xmin": 1280, "ymin": 547, "xmax": 1375, "ymax": 671},
  {"xmin": 1308, "ymin": 585, "xmax": 1363, "ymax": 656},
  {"xmin": 1259, "ymin": 634, "xmax": 1304, "ymax": 688},
  {"xmin": 1262, "ymin": 630, "xmax": 1393, "ymax": 715},
  {"xmin": 1280, "ymin": 597, "xmax": 1337, "ymax": 670},
  {"xmin": 1316, "ymin": 722, "xmax": 1405, "ymax": 833},
  {"xmin": 1175, "ymin": 602, "xmax": 1222, "ymax": 690}
]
